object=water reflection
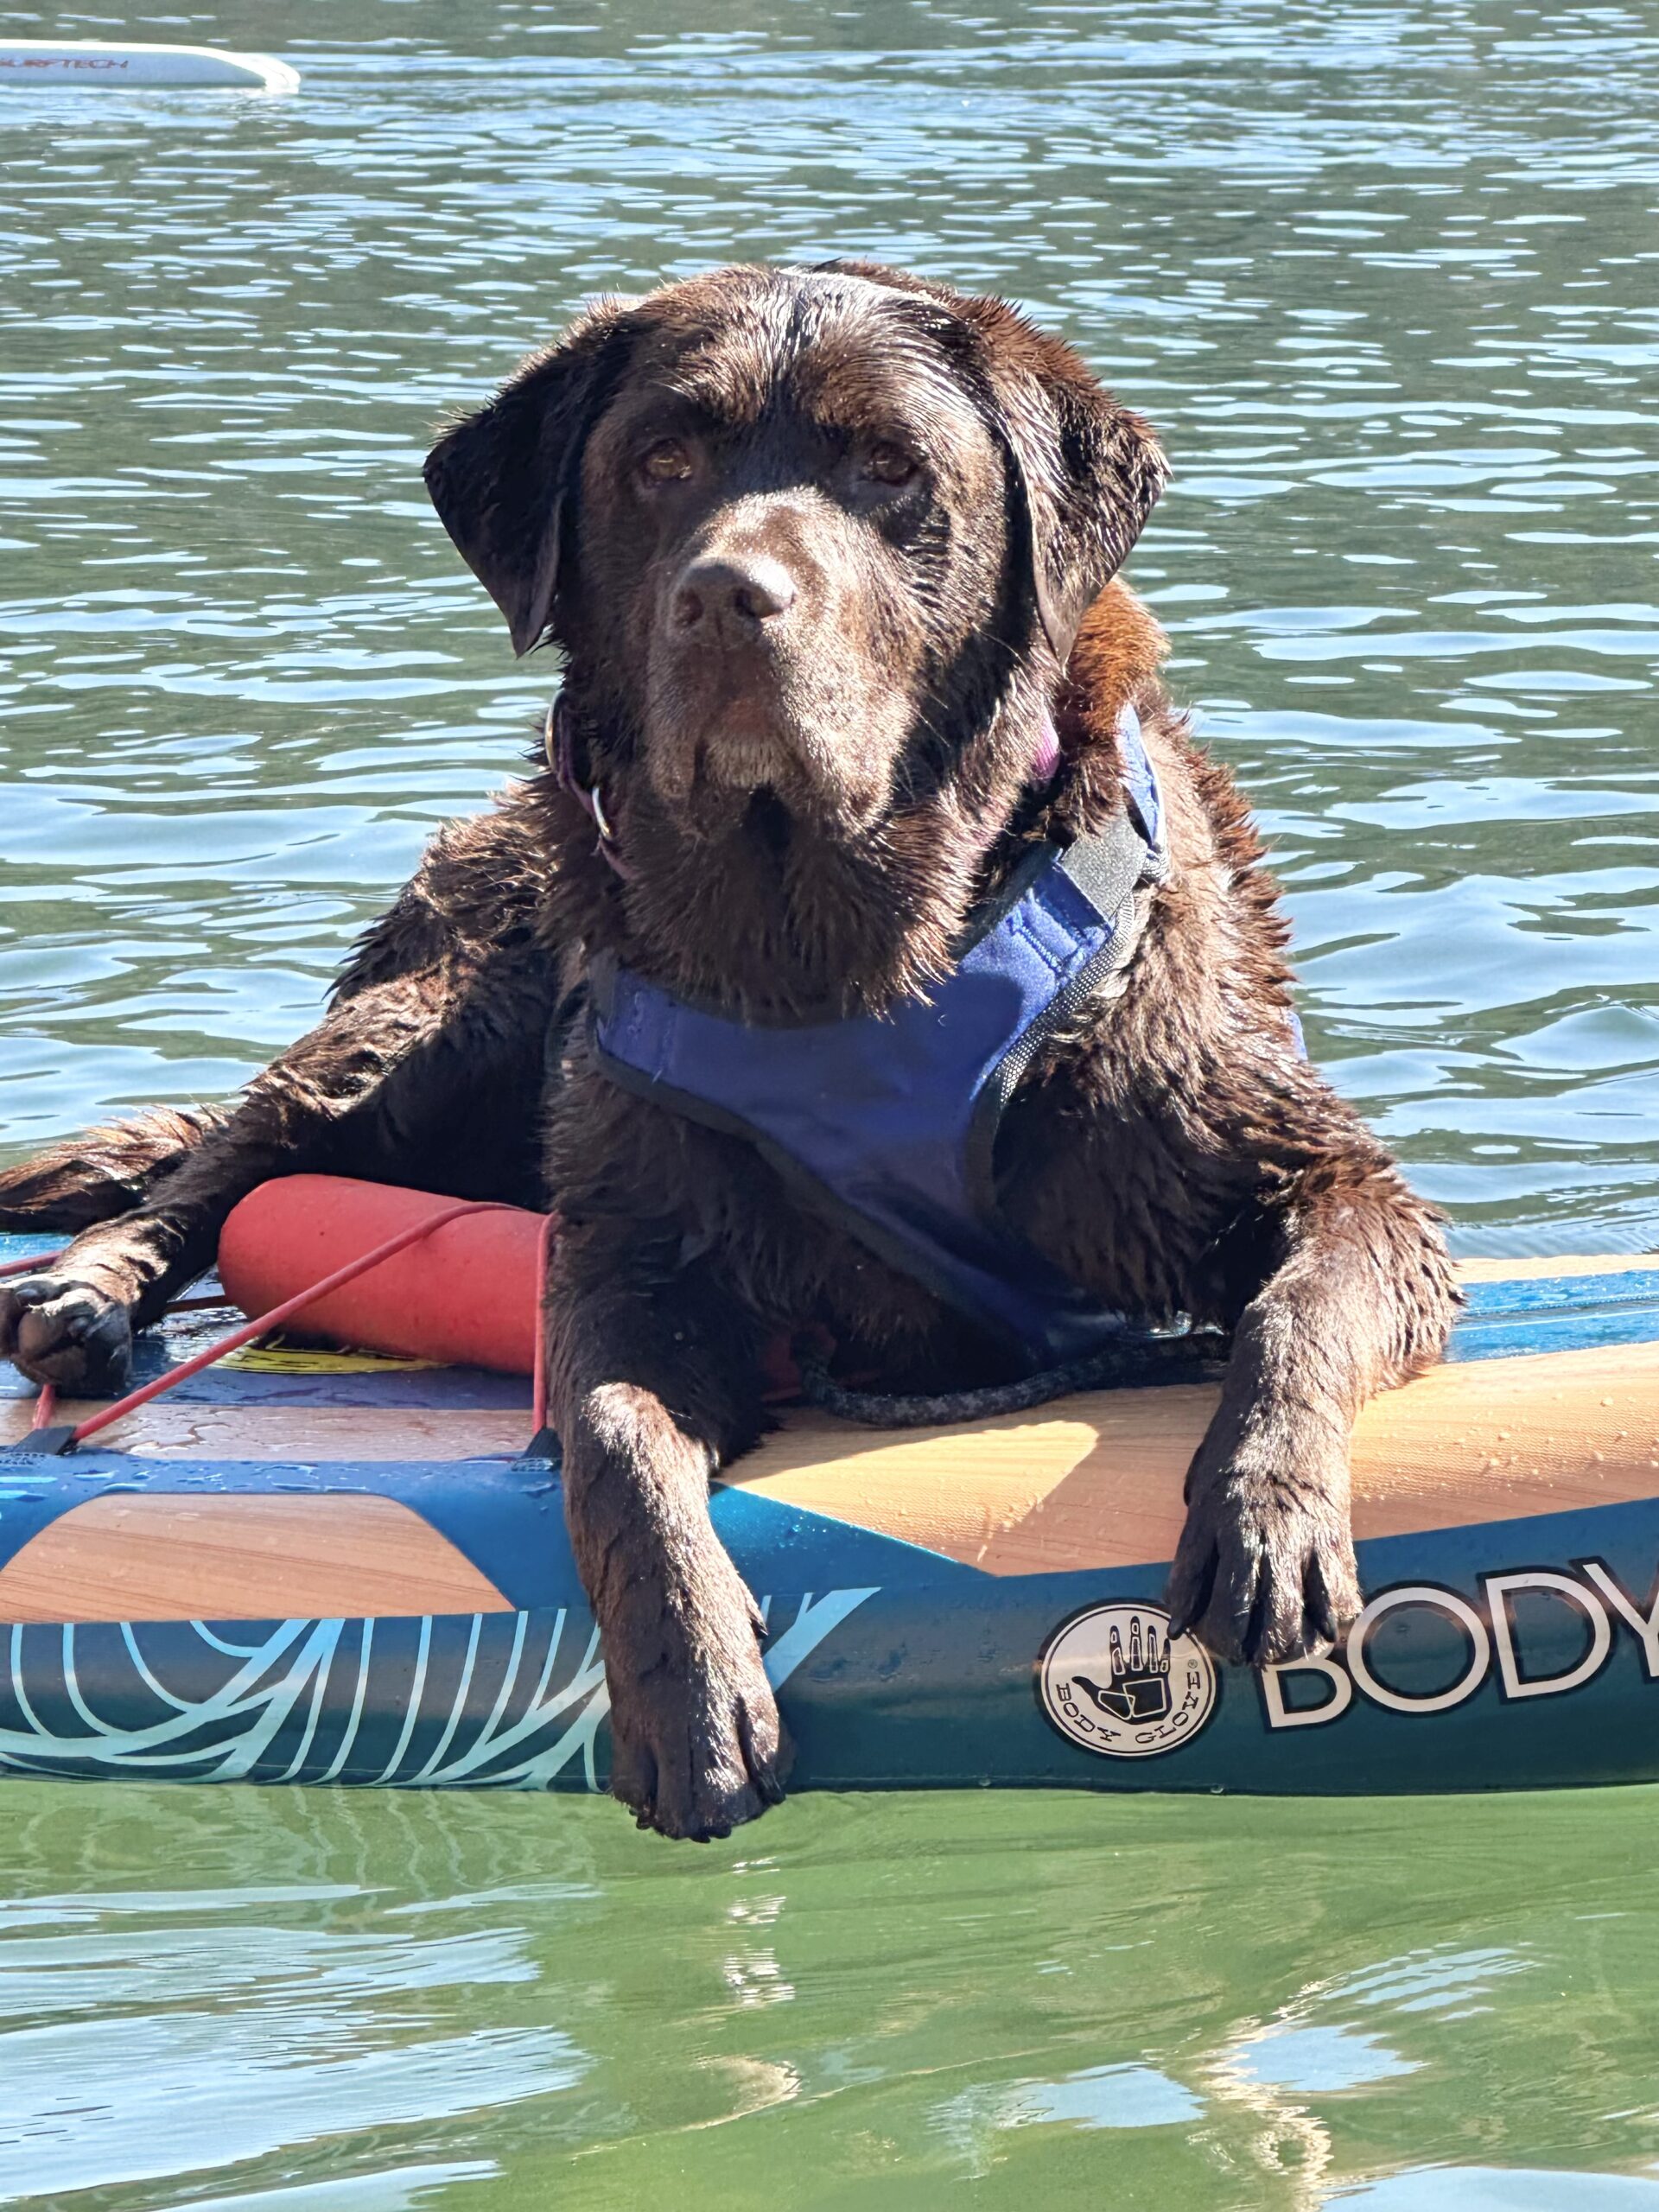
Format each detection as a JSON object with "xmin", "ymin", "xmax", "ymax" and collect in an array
[
  {"xmin": 0, "ymin": 1847, "xmax": 583, "ymax": 2202},
  {"xmin": 1341, "ymin": 2171, "xmax": 1659, "ymax": 2209},
  {"xmin": 0, "ymin": 1783, "xmax": 1656, "ymax": 2205}
]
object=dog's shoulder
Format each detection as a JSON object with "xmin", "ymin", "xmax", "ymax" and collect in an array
[
  {"xmin": 334, "ymin": 780, "xmax": 556, "ymax": 997},
  {"xmin": 1065, "ymin": 580, "xmax": 1296, "ymax": 1032}
]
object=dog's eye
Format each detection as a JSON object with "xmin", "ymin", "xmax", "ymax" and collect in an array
[
  {"xmin": 639, "ymin": 438, "xmax": 695, "ymax": 485},
  {"xmin": 863, "ymin": 442, "xmax": 918, "ymax": 487}
]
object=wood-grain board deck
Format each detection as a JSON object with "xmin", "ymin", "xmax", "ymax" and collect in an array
[
  {"xmin": 1, "ymin": 1255, "xmax": 1655, "ymax": 1619},
  {"xmin": 0, "ymin": 1494, "xmax": 512, "ymax": 1624}
]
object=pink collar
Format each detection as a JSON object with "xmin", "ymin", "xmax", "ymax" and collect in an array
[{"xmin": 1032, "ymin": 705, "xmax": 1062, "ymax": 785}]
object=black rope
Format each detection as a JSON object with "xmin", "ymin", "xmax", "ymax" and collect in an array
[{"xmin": 796, "ymin": 1330, "xmax": 1229, "ymax": 1429}]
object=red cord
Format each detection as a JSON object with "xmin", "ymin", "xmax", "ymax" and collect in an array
[
  {"xmin": 64, "ymin": 1202, "xmax": 539, "ymax": 1449},
  {"xmin": 1, "ymin": 1249, "xmax": 65, "ymax": 1280},
  {"xmin": 8, "ymin": 1207, "xmax": 561, "ymax": 1452}
]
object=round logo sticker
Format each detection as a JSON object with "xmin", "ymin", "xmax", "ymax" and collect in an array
[{"xmin": 1039, "ymin": 1602, "xmax": 1218, "ymax": 1759}]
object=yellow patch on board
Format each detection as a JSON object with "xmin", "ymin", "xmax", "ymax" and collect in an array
[{"xmin": 218, "ymin": 1337, "xmax": 441, "ymax": 1376}]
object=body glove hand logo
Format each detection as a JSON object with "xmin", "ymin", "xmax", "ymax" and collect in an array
[{"xmin": 1039, "ymin": 1603, "xmax": 1217, "ymax": 1758}]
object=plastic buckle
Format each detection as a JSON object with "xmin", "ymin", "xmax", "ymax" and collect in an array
[{"xmin": 4, "ymin": 1424, "xmax": 78, "ymax": 1456}]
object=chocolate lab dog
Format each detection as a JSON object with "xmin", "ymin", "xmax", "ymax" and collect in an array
[{"xmin": 0, "ymin": 262, "xmax": 1456, "ymax": 1838}]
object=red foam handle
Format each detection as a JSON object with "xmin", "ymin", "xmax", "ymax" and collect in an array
[{"xmin": 219, "ymin": 1177, "xmax": 545, "ymax": 1375}]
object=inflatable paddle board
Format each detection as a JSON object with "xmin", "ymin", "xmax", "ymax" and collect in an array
[
  {"xmin": 2, "ymin": 1187, "xmax": 1657, "ymax": 1798},
  {"xmin": 0, "ymin": 43, "xmax": 299, "ymax": 92}
]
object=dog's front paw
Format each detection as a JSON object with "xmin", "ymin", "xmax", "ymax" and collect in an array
[
  {"xmin": 1166, "ymin": 1459, "xmax": 1359, "ymax": 1669},
  {"xmin": 0, "ymin": 1275, "xmax": 133, "ymax": 1395},
  {"xmin": 602, "ymin": 1542, "xmax": 788, "ymax": 1842}
]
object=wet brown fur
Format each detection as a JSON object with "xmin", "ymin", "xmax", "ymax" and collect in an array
[{"xmin": 0, "ymin": 262, "xmax": 1457, "ymax": 1840}]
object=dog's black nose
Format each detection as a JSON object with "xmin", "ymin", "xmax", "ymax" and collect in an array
[{"xmin": 672, "ymin": 554, "xmax": 797, "ymax": 632}]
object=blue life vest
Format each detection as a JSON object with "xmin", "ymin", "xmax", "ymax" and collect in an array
[{"xmin": 590, "ymin": 709, "xmax": 1168, "ymax": 1368}]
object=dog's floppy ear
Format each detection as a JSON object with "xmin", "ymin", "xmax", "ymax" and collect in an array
[
  {"xmin": 423, "ymin": 299, "xmax": 636, "ymax": 657},
  {"xmin": 822, "ymin": 263, "xmax": 1168, "ymax": 668},
  {"xmin": 987, "ymin": 329, "xmax": 1169, "ymax": 668},
  {"xmin": 944, "ymin": 292, "xmax": 1168, "ymax": 669}
]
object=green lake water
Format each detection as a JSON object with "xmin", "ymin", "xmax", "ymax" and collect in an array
[{"xmin": 1, "ymin": 0, "xmax": 1657, "ymax": 2202}]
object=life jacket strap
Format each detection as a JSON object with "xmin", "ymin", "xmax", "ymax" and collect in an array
[{"xmin": 584, "ymin": 704, "xmax": 1166, "ymax": 1367}]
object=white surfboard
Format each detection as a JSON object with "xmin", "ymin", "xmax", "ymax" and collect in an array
[{"xmin": 0, "ymin": 41, "xmax": 299, "ymax": 92}]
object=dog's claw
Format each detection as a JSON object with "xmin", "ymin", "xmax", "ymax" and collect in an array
[
  {"xmin": 1166, "ymin": 1474, "xmax": 1359, "ymax": 1669},
  {"xmin": 603, "ymin": 1556, "xmax": 789, "ymax": 1842},
  {"xmin": 611, "ymin": 1662, "xmax": 787, "ymax": 1841},
  {"xmin": 0, "ymin": 1274, "xmax": 133, "ymax": 1395}
]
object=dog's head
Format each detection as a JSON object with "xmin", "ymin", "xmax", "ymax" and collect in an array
[{"xmin": 426, "ymin": 264, "xmax": 1166, "ymax": 835}]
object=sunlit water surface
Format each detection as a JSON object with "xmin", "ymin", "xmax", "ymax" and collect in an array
[{"xmin": 1, "ymin": 0, "xmax": 1656, "ymax": 2203}]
